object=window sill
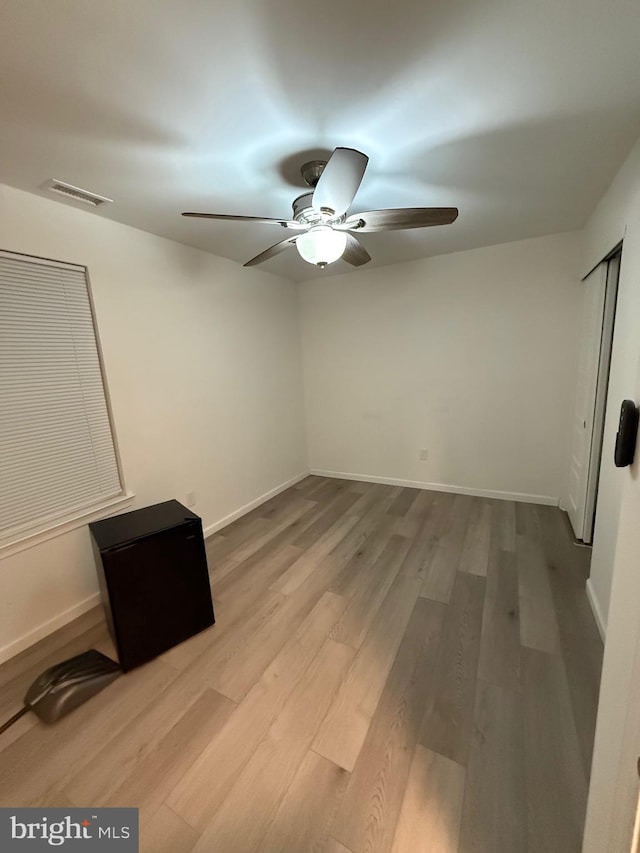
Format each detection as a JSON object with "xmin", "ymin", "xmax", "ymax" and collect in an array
[{"xmin": 0, "ymin": 493, "xmax": 136, "ymax": 560}]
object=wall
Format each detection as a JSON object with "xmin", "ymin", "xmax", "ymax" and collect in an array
[
  {"xmin": 581, "ymin": 135, "xmax": 640, "ymax": 852},
  {"xmin": 582, "ymin": 140, "xmax": 640, "ymax": 634},
  {"xmin": 299, "ymin": 232, "xmax": 582, "ymax": 504},
  {"xmin": 0, "ymin": 183, "xmax": 307, "ymax": 661}
]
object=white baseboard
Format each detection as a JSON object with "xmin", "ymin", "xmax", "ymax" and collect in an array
[
  {"xmin": 0, "ymin": 471, "xmax": 310, "ymax": 666},
  {"xmin": 0, "ymin": 592, "xmax": 101, "ymax": 666},
  {"xmin": 202, "ymin": 470, "xmax": 310, "ymax": 538},
  {"xmin": 586, "ymin": 577, "xmax": 607, "ymax": 642},
  {"xmin": 310, "ymin": 469, "xmax": 559, "ymax": 506}
]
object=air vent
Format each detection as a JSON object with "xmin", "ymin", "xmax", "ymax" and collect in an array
[{"xmin": 44, "ymin": 179, "xmax": 113, "ymax": 207}]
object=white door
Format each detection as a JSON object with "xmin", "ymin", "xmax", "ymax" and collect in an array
[
  {"xmin": 567, "ymin": 263, "xmax": 607, "ymax": 539},
  {"xmin": 583, "ymin": 253, "xmax": 620, "ymax": 543}
]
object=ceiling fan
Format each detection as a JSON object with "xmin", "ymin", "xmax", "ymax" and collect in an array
[{"xmin": 182, "ymin": 147, "xmax": 458, "ymax": 269}]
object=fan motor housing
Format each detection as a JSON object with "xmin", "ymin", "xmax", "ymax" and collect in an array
[
  {"xmin": 292, "ymin": 192, "xmax": 343, "ymax": 227},
  {"xmin": 292, "ymin": 193, "xmax": 323, "ymax": 226}
]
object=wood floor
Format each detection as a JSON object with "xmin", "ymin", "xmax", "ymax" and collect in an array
[{"xmin": 0, "ymin": 477, "xmax": 604, "ymax": 852}]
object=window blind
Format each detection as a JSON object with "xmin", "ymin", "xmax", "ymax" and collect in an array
[{"xmin": 0, "ymin": 251, "xmax": 123, "ymax": 542}]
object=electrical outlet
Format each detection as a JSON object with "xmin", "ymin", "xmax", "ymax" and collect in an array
[
  {"xmin": 419, "ymin": 449, "xmax": 429, "ymax": 461},
  {"xmin": 185, "ymin": 491, "xmax": 196, "ymax": 507}
]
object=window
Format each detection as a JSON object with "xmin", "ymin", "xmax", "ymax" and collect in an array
[{"xmin": 0, "ymin": 250, "xmax": 124, "ymax": 549}]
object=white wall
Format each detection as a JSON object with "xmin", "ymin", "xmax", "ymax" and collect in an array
[
  {"xmin": 582, "ymin": 136, "xmax": 640, "ymax": 852},
  {"xmin": 0, "ymin": 183, "xmax": 307, "ymax": 661},
  {"xmin": 582, "ymin": 140, "xmax": 640, "ymax": 634},
  {"xmin": 299, "ymin": 232, "xmax": 582, "ymax": 504},
  {"xmin": 584, "ymin": 350, "xmax": 640, "ymax": 853}
]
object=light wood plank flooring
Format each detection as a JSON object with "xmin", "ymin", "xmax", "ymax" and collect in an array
[{"xmin": 0, "ymin": 477, "xmax": 603, "ymax": 852}]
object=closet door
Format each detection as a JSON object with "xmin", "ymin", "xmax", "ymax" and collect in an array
[{"xmin": 567, "ymin": 263, "xmax": 607, "ymax": 539}]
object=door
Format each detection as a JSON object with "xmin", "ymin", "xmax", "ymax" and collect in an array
[
  {"xmin": 567, "ymin": 263, "xmax": 607, "ymax": 539},
  {"xmin": 583, "ymin": 252, "xmax": 621, "ymax": 543}
]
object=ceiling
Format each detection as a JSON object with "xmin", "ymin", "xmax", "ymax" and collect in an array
[{"xmin": 2, "ymin": 0, "xmax": 640, "ymax": 282}]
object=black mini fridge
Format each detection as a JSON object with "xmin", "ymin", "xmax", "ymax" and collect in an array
[{"xmin": 89, "ymin": 500, "xmax": 215, "ymax": 671}]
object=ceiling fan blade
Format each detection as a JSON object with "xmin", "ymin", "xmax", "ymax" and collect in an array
[
  {"xmin": 312, "ymin": 148, "xmax": 369, "ymax": 216},
  {"xmin": 243, "ymin": 236, "xmax": 298, "ymax": 267},
  {"xmin": 182, "ymin": 212, "xmax": 303, "ymax": 229},
  {"xmin": 342, "ymin": 207, "xmax": 458, "ymax": 233},
  {"xmin": 343, "ymin": 234, "xmax": 371, "ymax": 267}
]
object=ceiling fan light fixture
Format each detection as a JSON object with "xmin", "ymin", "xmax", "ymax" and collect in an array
[
  {"xmin": 296, "ymin": 225, "xmax": 347, "ymax": 267},
  {"xmin": 182, "ymin": 146, "xmax": 459, "ymax": 270}
]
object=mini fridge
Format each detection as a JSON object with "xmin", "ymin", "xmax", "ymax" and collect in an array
[{"xmin": 89, "ymin": 500, "xmax": 215, "ymax": 671}]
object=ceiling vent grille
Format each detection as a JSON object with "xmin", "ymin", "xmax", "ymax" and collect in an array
[{"xmin": 44, "ymin": 179, "xmax": 113, "ymax": 207}]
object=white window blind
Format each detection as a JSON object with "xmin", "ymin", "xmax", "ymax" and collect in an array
[{"xmin": 0, "ymin": 251, "xmax": 123, "ymax": 543}]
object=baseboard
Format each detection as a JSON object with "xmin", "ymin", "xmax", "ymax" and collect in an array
[
  {"xmin": 203, "ymin": 470, "xmax": 310, "ymax": 538},
  {"xmin": 586, "ymin": 578, "xmax": 607, "ymax": 642},
  {"xmin": 0, "ymin": 471, "xmax": 310, "ymax": 666},
  {"xmin": 0, "ymin": 592, "xmax": 102, "ymax": 666},
  {"xmin": 310, "ymin": 469, "xmax": 559, "ymax": 506}
]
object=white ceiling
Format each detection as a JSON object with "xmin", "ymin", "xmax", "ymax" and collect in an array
[{"xmin": 2, "ymin": 0, "xmax": 640, "ymax": 281}]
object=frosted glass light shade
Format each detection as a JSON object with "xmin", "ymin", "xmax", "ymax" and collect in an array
[{"xmin": 296, "ymin": 226, "xmax": 347, "ymax": 266}]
